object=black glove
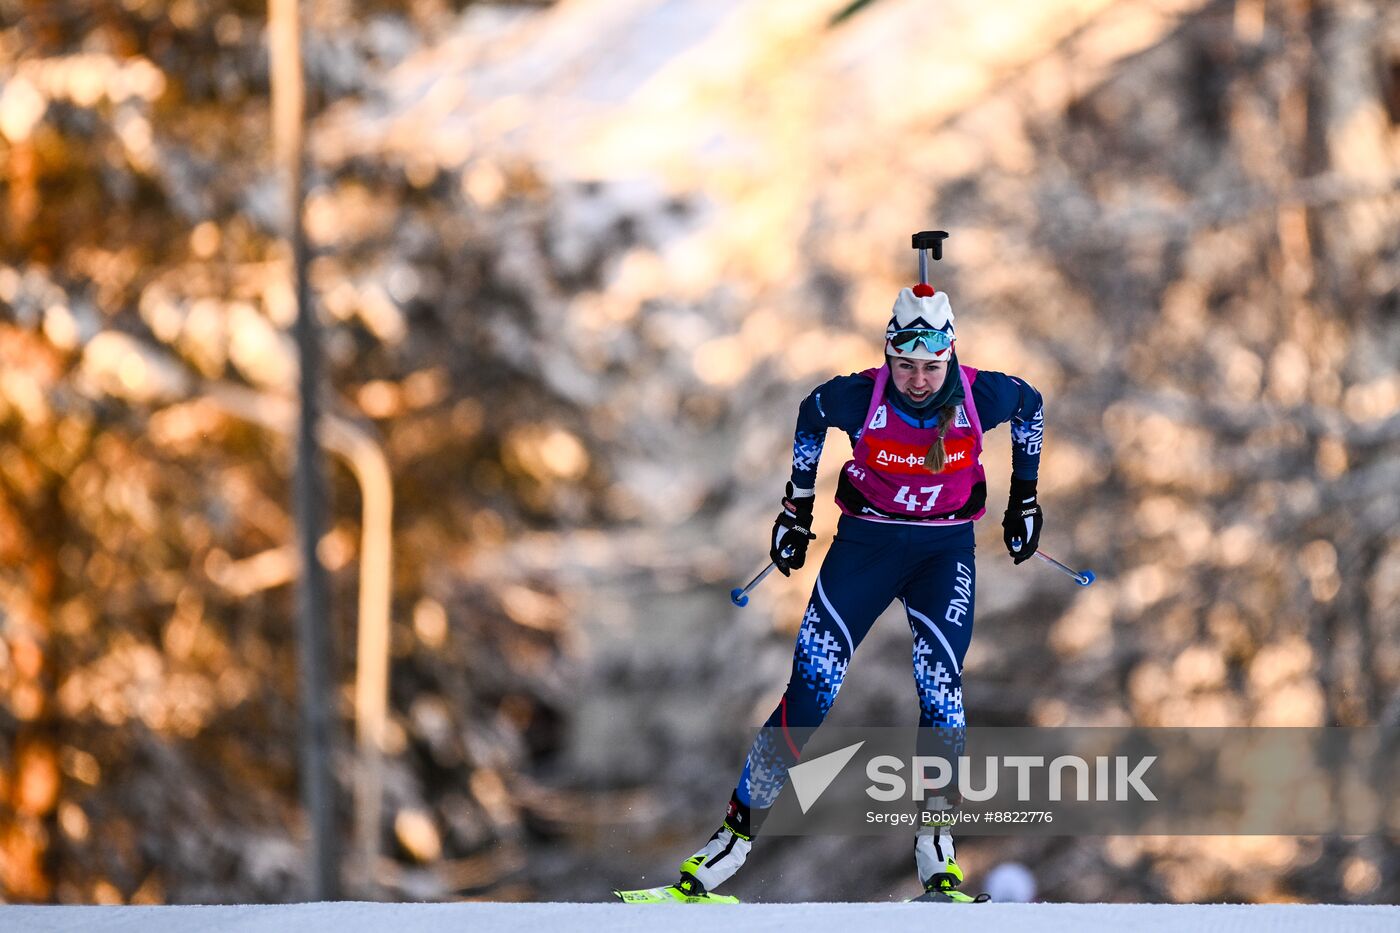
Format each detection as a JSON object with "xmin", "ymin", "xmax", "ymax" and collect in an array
[
  {"xmin": 770, "ymin": 482, "xmax": 816, "ymax": 576},
  {"xmin": 1001, "ymin": 477, "xmax": 1043, "ymax": 565}
]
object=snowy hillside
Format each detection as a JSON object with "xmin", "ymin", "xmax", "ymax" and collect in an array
[{"xmin": 2, "ymin": 902, "xmax": 1397, "ymax": 933}]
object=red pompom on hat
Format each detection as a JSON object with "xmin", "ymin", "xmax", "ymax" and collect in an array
[{"xmin": 912, "ymin": 283, "xmax": 935, "ymax": 298}]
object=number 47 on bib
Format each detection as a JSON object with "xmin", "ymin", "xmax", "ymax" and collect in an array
[{"xmin": 894, "ymin": 485, "xmax": 944, "ymax": 512}]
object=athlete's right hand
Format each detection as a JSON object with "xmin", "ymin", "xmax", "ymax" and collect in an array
[{"xmin": 771, "ymin": 482, "xmax": 817, "ymax": 576}]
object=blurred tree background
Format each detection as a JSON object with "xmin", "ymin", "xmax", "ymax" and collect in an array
[{"xmin": 1, "ymin": 0, "xmax": 1397, "ymax": 906}]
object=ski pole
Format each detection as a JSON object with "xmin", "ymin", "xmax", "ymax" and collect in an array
[
  {"xmin": 1032, "ymin": 549, "xmax": 1096, "ymax": 587},
  {"xmin": 730, "ymin": 547, "xmax": 795, "ymax": 607}
]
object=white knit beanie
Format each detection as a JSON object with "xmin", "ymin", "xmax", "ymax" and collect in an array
[{"xmin": 884, "ymin": 286, "xmax": 956, "ymax": 361}]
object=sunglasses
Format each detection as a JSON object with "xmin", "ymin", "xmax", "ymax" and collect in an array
[{"xmin": 888, "ymin": 328, "xmax": 954, "ymax": 354}]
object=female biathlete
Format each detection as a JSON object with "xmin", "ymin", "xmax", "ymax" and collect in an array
[{"xmin": 619, "ymin": 278, "xmax": 1046, "ymax": 904}]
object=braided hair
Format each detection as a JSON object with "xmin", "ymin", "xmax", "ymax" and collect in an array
[{"xmin": 922, "ymin": 404, "xmax": 960, "ymax": 473}]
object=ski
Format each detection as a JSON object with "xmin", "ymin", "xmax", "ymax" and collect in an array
[
  {"xmin": 906, "ymin": 887, "xmax": 991, "ymax": 903},
  {"xmin": 612, "ymin": 884, "xmax": 740, "ymax": 904}
]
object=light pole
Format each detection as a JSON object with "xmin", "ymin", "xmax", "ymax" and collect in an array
[{"xmin": 270, "ymin": 0, "xmax": 339, "ymax": 899}]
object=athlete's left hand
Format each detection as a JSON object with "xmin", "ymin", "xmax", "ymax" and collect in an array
[{"xmin": 1001, "ymin": 477, "xmax": 1043, "ymax": 565}]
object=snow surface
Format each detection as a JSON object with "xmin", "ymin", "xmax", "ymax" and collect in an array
[{"xmin": 1, "ymin": 902, "xmax": 1396, "ymax": 932}]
